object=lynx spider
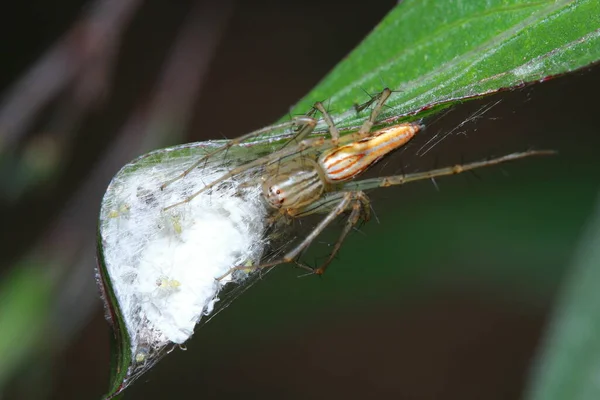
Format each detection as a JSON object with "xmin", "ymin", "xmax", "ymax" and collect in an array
[{"xmin": 161, "ymin": 88, "xmax": 553, "ymax": 279}]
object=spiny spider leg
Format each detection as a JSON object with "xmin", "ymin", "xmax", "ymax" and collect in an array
[
  {"xmin": 216, "ymin": 191, "xmax": 367, "ymax": 280},
  {"xmin": 163, "ymin": 99, "xmax": 347, "ymax": 210},
  {"xmin": 297, "ymin": 87, "xmax": 394, "ymax": 150},
  {"xmin": 313, "ymin": 191, "xmax": 370, "ymax": 275},
  {"xmin": 339, "ymin": 150, "xmax": 557, "ymax": 192},
  {"xmin": 354, "ymin": 86, "xmax": 387, "ymax": 113},
  {"xmin": 304, "ymin": 151, "xmax": 555, "ymax": 276},
  {"xmin": 163, "ymin": 88, "xmax": 397, "ymax": 210},
  {"xmin": 279, "ymin": 101, "xmax": 337, "ymax": 151},
  {"xmin": 160, "ymin": 116, "xmax": 316, "ymax": 190},
  {"xmin": 358, "ymin": 87, "xmax": 392, "ymax": 135},
  {"xmin": 313, "ymin": 101, "xmax": 340, "ymax": 145},
  {"xmin": 275, "ymin": 87, "xmax": 398, "ymax": 169},
  {"xmin": 162, "ymin": 118, "xmax": 319, "ymax": 211}
]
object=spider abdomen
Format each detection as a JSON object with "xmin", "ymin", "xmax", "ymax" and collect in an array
[{"xmin": 319, "ymin": 123, "xmax": 420, "ymax": 182}]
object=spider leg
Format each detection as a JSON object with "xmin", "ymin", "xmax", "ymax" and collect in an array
[
  {"xmin": 163, "ymin": 97, "xmax": 362, "ymax": 211},
  {"xmin": 160, "ymin": 115, "xmax": 317, "ymax": 190},
  {"xmin": 338, "ymin": 150, "xmax": 557, "ymax": 192},
  {"xmin": 313, "ymin": 87, "xmax": 397, "ymax": 149},
  {"xmin": 162, "ymin": 119, "xmax": 320, "ymax": 211},
  {"xmin": 216, "ymin": 191, "xmax": 367, "ymax": 280},
  {"xmin": 164, "ymin": 87, "xmax": 395, "ymax": 194},
  {"xmin": 313, "ymin": 191, "xmax": 370, "ymax": 275},
  {"xmin": 358, "ymin": 87, "xmax": 392, "ymax": 135},
  {"xmin": 313, "ymin": 101, "xmax": 340, "ymax": 145}
]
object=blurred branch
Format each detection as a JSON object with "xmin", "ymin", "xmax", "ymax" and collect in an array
[{"xmin": 0, "ymin": 0, "xmax": 143, "ymax": 153}]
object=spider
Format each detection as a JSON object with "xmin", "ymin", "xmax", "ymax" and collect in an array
[{"xmin": 160, "ymin": 88, "xmax": 553, "ymax": 279}]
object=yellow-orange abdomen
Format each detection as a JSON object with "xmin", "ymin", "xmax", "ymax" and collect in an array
[{"xmin": 319, "ymin": 123, "xmax": 420, "ymax": 183}]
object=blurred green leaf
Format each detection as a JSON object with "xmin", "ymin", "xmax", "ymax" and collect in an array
[
  {"xmin": 0, "ymin": 265, "xmax": 53, "ymax": 388},
  {"xmin": 525, "ymin": 193, "xmax": 600, "ymax": 400}
]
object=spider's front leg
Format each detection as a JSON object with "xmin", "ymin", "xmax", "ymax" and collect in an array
[
  {"xmin": 312, "ymin": 191, "xmax": 370, "ymax": 275},
  {"xmin": 162, "ymin": 98, "xmax": 347, "ymax": 211},
  {"xmin": 215, "ymin": 191, "xmax": 369, "ymax": 280},
  {"xmin": 338, "ymin": 150, "xmax": 557, "ymax": 193},
  {"xmin": 160, "ymin": 115, "xmax": 317, "ymax": 191}
]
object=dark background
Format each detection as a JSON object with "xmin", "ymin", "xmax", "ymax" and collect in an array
[{"xmin": 1, "ymin": 1, "xmax": 599, "ymax": 399}]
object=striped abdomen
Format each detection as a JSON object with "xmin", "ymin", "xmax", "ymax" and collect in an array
[{"xmin": 319, "ymin": 123, "xmax": 420, "ymax": 183}]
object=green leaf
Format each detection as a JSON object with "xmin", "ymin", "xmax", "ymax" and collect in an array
[{"xmin": 525, "ymin": 193, "xmax": 600, "ymax": 400}]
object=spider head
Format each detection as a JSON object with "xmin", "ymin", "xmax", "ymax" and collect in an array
[
  {"xmin": 263, "ymin": 181, "xmax": 287, "ymax": 208},
  {"xmin": 261, "ymin": 161, "xmax": 324, "ymax": 211}
]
